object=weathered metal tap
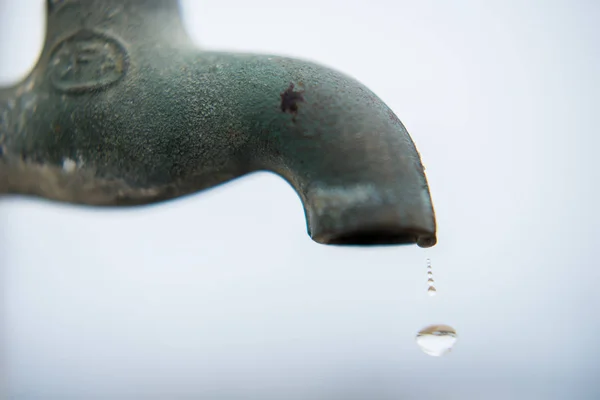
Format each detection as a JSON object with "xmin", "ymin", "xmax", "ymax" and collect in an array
[{"xmin": 0, "ymin": 0, "xmax": 437, "ymax": 247}]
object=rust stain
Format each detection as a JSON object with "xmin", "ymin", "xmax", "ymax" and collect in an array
[{"xmin": 280, "ymin": 83, "xmax": 305, "ymax": 117}]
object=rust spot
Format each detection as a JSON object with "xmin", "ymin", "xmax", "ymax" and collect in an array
[{"xmin": 280, "ymin": 83, "xmax": 305, "ymax": 117}]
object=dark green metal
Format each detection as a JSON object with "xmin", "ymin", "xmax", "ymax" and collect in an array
[{"xmin": 0, "ymin": 0, "xmax": 437, "ymax": 247}]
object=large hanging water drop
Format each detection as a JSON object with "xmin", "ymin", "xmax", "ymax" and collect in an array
[{"xmin": 416, "ymin": 324, "xmax": 458, "ymax": 356}]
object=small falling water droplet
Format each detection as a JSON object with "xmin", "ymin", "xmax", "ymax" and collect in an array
[
  {"xmin": 425, "ymin": 259, "xmax": 437, "ymax": 295},
  {"xmin": 416, "ymin": 324, "xmax": 458, "ymax": 356}
]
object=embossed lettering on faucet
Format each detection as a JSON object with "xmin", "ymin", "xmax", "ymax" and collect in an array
[
  {"xmin": 47, "ymin": 0, "xmax": 72, "ymax": 13},
  {"xmin": 49, "ymin": 30, "xmax": 127, "ymax": 93}
]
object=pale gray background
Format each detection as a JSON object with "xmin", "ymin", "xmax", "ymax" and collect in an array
[{"xmin": 1, "ymin": 0, "xmax": 599, "ymax": 399}]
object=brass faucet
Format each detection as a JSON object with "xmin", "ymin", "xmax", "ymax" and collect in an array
[{"xmin": 0, "ymin": 0, "xmax": 436, "ymax": 247}]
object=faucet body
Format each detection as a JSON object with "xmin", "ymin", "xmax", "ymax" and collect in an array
[{"xmin": 0, "ymin": 0, "xmax": 437, "ymax": 247}]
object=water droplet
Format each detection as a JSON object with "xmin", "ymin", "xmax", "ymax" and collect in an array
[
  {"xmin": 425, "ymin": 259, "xmax": 437, "ymax": 295},
  {"xmin": 416, "ymin": 324, "xmax": 458, "ymax": 356}
]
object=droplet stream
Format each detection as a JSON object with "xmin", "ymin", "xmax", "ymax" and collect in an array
[
  {"xmin": 426, "ymin": 258, "xmax": 437, "ymax": 296},
  {"xmin": 416, "ymin": 258, "xmax": 458, "ymax": 356}
]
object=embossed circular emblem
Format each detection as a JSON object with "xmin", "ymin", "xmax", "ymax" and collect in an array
[
  {"xmin": 47, "ymin": 0, "xmax": 69, "ymax": 12},
  {"xmin": 49, "ymin": 30, "xmax": 128, "ymax": 93}
]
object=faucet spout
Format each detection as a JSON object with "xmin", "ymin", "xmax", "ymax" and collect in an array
[
  {"xmin": 239, "ymin": 58, "xmax": 437, "ymax": 247},
  {"xmin": 0, "ymin": 0, "xmax": 436, "ymax": 247}
]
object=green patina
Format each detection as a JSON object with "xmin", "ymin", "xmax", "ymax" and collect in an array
[{"xmin": 0, "ymin": 0, "xmax": 437, "ymax": 247}]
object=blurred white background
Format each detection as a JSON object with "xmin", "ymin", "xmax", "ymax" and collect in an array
[{"xmin": 1, "ymin": 0, "xmax": 599, "ymax": 399}]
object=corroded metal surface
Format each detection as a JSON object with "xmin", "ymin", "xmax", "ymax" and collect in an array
[{"xmin": 0, "ymin": 0, "xmax": 437, "ymax": 247}]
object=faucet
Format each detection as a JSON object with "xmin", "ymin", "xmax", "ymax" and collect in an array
[{"xmin": 0, "ymin": 0, "xmax": 437, "ymax": 248}]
